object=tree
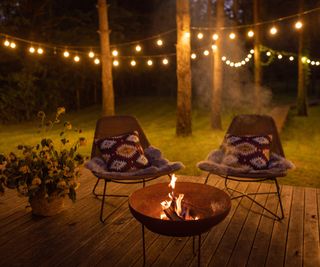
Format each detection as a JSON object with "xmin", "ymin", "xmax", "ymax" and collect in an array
[
  {"xmin": 253, "ymin": 0, "xmax": 262, "ymax": 113},
  {"xmin": 98, "ymin": 0, "xmax": 115, "ymax": 116},
  {"xmin": 176, "ymin": 0, "xmax": 192, "ymax": 136},
  {"xmin": 211, "ymin": 0, "xmax": 224, "ymax": 129}
]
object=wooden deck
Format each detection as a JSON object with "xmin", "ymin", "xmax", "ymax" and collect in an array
[{"xmin": 0, "ymin": 169, "xmax": 319, "ymax": 267}]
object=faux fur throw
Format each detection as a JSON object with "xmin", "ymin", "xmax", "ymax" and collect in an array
[
  {"xmin": 85, "ymin": 146, "xmax": 184, "ymax": 180},
  {"xmin": 197, "ymin": 149, "xmax": 295, "ymax": 176}
]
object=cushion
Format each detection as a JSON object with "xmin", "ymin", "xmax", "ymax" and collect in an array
[
  {"xmin": 221, "ymin": 134, "xmax": 272, "ymax": 170},
  {"xmin": 95, "ymin": 131, "xmax": 150, "ymax": 172}
]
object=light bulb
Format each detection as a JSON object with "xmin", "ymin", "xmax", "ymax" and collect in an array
[
  {"xmin": 307, "ymin": 59, "xmax": 311, "ymax": 63},
  {"xmin": 295, "ymin": 21, "xmax": 303, "ymax": 30},
  {"xmin": 130, "ymin": 60, "xmax": 136, "ymax": 66},
  {"xmin": 230, "ymin": 62, "xmax": 235, "ymax": 67},
  {"xmin": 4, "ymin": 40, "xmax": 10, "ymax": 46},
  {"xmin": 203, "ymin": 50, "xmax": 209, "ymax": 56},
  {"xmin": 266, "ymin": 51, "xmax": 271, "ymax": 56},
  {"xmin": 147, "ymin": 59, "xmax": 153, "ymax": 66},
  {"xmin": 241, "ymin": 60, "xmax": 246, "ymax": 65},
  {"xmin": 278, "ymin": 54, "xmax": 282, "ymax": 59},
  {"xmin": 74, "ymin": 55, "xmax": 80, "ymax": 62},
  {"xmin": 311, "ymin": 61, "xmax": 315, "ymax": 65},
  {"xmin": 29, "ymin": 47, "xmax": 35, "ymax": 53},
  {"xmin": 197, "ymin": 32, "xmax": 203, "ymax": 39},
  {"xmin": 191, "ymin": 53, "xmax": 197, "ymax": 59},
  {"xmin": 211, "ymin": 44, "xmax": 217, "ymax": 51},
  {"xmin": 245, "ymin": 58, "xmax": 250, "ymax": 62},
  {"xmin": 156, "ymin": 39, "xmax": 163, "ymax": 46},
  {"xmin": 248, "ymin": 54, "xmax": 252, "ymax": 59},
  {"xmin": 88, "ymin": 51, "xmax": 94, "ymax": 58},
  {"xmin": 316, "ymin": 61, "xmax": 320, "ymax": 66},
  {"xmin": 221, "ymin": 56, "xmax": 226, "ymax": 61},
  {"xmin": 113, "ymin": 60, "xmax": 119, "ymax": 66},
  {"xmin": 250, "ymin": 49, "xmax": 254, "ymax": 54},
  {"xmin": 212, "ymin": 33, "xmax": 219, "ymax": 40},
  {"xmin": 94, "ymin": 58, "xmax": 100, "ymax": 64},
  {"xmin": 63, "ymin": 51, "xmax": 70, "ymax": 58},
  {"xmin": 10, "ymin": 42, "xmax": 16, "ymax": 48},
  {"xmin": 162, "ymin": 58, "xmax": 169, "ymax": 65},
  {"xmin": 229, "ymin": 32, "xmax": 236, "ymax": 39},
  {"xmin": 226, "ymin": 60, "xmax": 230, "ymax": 65},
  {"xmin": 37, "ymin": 48, "xmax": 43, "ymax": 54},
  {"xmin": 135, "ymin": 45, "xmax": 141, "ymax": 52},
  {"xmin": 289, "ymin": 56, "xmax": 294, "ymax": 61},
  {"xmin": 112, "ymin": 50, "xmax": 118, "ymax": 57},
  {"xmin": 270, "ymin": 26, "xmax": 277, "ymax": 35},
  {"xmin": 247, "ymin": 30, "xmax": 254, "ymax": 37},
  {"xmin": 301, "ymin": 57, "xmax": 307, "ymax": 63}
]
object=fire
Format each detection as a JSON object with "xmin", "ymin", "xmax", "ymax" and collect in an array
[{"xmin": 169, "ymin": 174, "xmax": 177, "ymax": 190}]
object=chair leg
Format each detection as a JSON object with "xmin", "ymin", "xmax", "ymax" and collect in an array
[
  {"xmin": 100, "ymin": 179, "xmax": 108, "ymax": 223},
  {"xmin": 274, "ymin": 178, "xmax": 284, "ymax": 220},
  {"xmin": 92, "ymin": 178, "xmax": 101, "ymax": 196},
  {"xmin": 204, "ymin": 173, "xmax": 211, "ymax": 184}
]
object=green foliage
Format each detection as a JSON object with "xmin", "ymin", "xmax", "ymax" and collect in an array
[{"xmin": 0, "ymin": 107, "xmax": 86, "ymax": 202}]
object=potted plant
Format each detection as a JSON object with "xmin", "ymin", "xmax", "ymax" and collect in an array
[{"xmin": 0, "ymin": 107, "xmax": 86, "ymax": 216}]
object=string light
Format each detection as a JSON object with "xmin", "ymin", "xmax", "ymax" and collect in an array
[
  {"xmin": 88, "ymin": 51, "xmax": 95, "ymax": 58},
  {"xmin": 156, "ymin": 39, "xmax": 163, "ymax": 46},
  {"xmin": 10, "ymin": 42, "xmax": 16, "ymax": 48},
  {"xmin": 191, "ymin": 53, "xmax": 197, "ymax": 59},
  {"xmin": 247, "ymin": 30, "xmax": 254, "ymax": 37},
  {"xmin": 295, "ymin": 21, "xmax": 303, "ymax": 29},
  {"xmin": 247, "ymin": 54, "xmax": 252, "ymax": 58},
  {"xmin": 4, "ymin": 40, "xmax": 10, "ymax": 46},
  {"xmin": 74, "ymin": 55, "xmax": 80, "ymax": 62},
  {"xmin": 147, "ymin": 59, "xmax": 153, "ymax": 66},
  {"xmin": 197, "ymin": 32, "xmax": 204, "ymax": 39},
  {"xmin": 112, "ymin": 50, "xmax": 118, "ymax": 57},
  {"xmin": 113, "ymin": 60, "xmax": 119, "ymax": 66},
  {"xmin": 270, "ymin": 26, "xmax": 278, "ymax": 35},
  {"xmin": 229, "ymin": 32, "xmax": 236, "ymax": 39},
  {"xmin": 301, "ymin": 56, "xmax": 307, "ymax": 63},
  {"xmin": 212, "ymin": 33, "xmax": 219, "ymax": 40},
  {"xmin": 278, "ymin": 54, "xmax": 283, "ymax": 59},
  {"xmin": 289, "ymin": 56, "xmax": 294, "ymax": 61},
  {"xmin": 266, "ymin": 51, "xmax": 271, "ymax": 56},
  {"xmin": 135, "ymin": 45, "xmax": 142, "ymax": 52},
  {"xmin": 221, "ymin": 56, "xmax": 226, "ymax": 61},
  {"xmin": 29, "ymin": 46, "xmax": 35, "ymax": 53},
  {"xmin": 37, "ymin": 48, "xmax": 43, "ymax": 54},
  {"xmin": 203, "ymin": 50, "xmax": 209, "ymax": 56},
  {"xmin": 226, "ymin": 60, "xmax": 230, "ymax": 65},
  {"xmin": 94, "ymin": 58, "xmax": 100, "ymax": 64},
  {"xmin": 162, "ymin": 58, "xmax": 169, "ymax": 65},
  {"xmin": 250, "ymin": 49, "xmax": 254, "ymax": 54},
  {"xmin": 63, "ymin": 51, "xmax": 70, "ymax": 58},
  {"xmin": 222, "ymin": 50, "xmax": 254, "ymax": 68},
  {"xmin": 130, "ymin": 60, "xmax": 136, "ymax": 66},
  {"xmin": 211, "ymin": 44, "xmax": 217, "ymax": 51}
]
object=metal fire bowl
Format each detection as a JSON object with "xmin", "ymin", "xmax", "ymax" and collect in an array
[{"xmin": 129, "ymin": 182, "xmax": 231, "ymax": 237}]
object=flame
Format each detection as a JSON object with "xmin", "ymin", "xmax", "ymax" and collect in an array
[
  {"xmin": 160, "ymin": 213, "xmax": 167, "ymax": 220},
  {"xmin": 161, "ymin": 200, "xmax": 171, "ymax": 210},
  {"xmin": 169, "ymin": 174, "xmax": 177, "ymax": 190},
  {"xmin": 175, "ymin": 194, "xmax": 184, "ymax": 216}
]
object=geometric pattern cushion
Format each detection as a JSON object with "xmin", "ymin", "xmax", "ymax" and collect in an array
[
  {"xmin": 221, "ymin": 134, "xmax": 272, "ymax": 170},
  {"xmin": 95, "ymin": 131, "xmax": 150, "ymax": 172}
]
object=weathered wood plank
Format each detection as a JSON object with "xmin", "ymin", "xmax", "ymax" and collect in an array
[
  {"xmin": 284, "ymin": 186, "xmax": 304, "ymax": 267},
  {"xmin": 303, "ymin": 187, "xmax": 320, "ymax": 267},
  {"xmin": 265, "ymin": 185, "xmax": 293, "ymax": 267}
]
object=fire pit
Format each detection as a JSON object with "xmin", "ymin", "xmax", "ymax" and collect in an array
[{"xmin": 129, "ymin": 178, "xmax": 231, "ymax": 266}]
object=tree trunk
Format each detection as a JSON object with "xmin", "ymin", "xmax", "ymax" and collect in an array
[
  {"xmin": 176, "ymin": 0, "xmax": 192, "ymax": 136},
  {"xmin": 253, "ymin": 0, "xmax": 262, "ymax": 113},
  {"xmin": 211, "ymin": 0, "xmax": 224, "ymax": 129},
  {"xmin": 98, "ymin": 0, "xmax": 115, "ymax": 116},
  {"xmin": 297, "ymin": 0, "xmax": 308, "ymax": 116}
]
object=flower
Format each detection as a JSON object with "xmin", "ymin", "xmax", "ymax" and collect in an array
[{"xmin": 0, "ymin": 108, "xmax": 86, "ymax": 202}]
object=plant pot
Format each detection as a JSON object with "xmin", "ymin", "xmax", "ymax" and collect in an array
[{"xmin": 29, "ymin": 191, "xmax": 65, "ymax": 217}]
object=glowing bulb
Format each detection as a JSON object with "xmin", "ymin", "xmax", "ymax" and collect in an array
[
  {"xmin": 74, "ymin": 55, "xmax": 80, "ymax": 62},
  {"xmin": 113, "ymin": 60, "xmax": 119, "ymax": 66},
  {"xmin": 248, "ymin": 54, "xmax": 252, "ymax": 59},
  {"xmin": 157, "ymin": 39, "xmax": 163, "ymax": 46},
  {"xmin": 29, "ymin": 47, "xmax": 35, "ymax": 53},
  {"xmin": 270, "ymin": 26, "xmax": 277, "ymax": 35},
  {"xmin": 4, "ymin": 40, "xmax": 10, "ymax": 46},
  {"xmin": 226, "ymin": 60, "xmax": 230, "ymax": 65},
  {"xmin": 94, "ymin": 58, "xmax": 100, "ymax": 64},
  {"xmin": 278, "ymin": 54, "xmax": 283, "ymax": 59},
  {"xmin": 135, "ymin": 45, "xmax": 142, "ymax": 52},
  {"xmin": 191, "ymin": 53, "xmax": 197, "ymax": 59},
  {"xmin": 212, "ymin": 33, "xmax": 219, "ymax": 40},
  {"xmin": 221, "ymin": 56, "xmax": 226, "ymax": 61},
  {"xmin": 295, "ymin": 21, "xmax": 303, "ymax": 30},
  {"xmin": 289, "ymin": 56, "xmax": 294, "ymax": 61},
  {"xmin": 247, "ymin": 30, "xmax": 254, "ymax": 37},
  {"xmin": 130, "ymin": 60, "xmax": 136, "ymax": 66},
  {"xmin": 241, "ymin": 60, "xmax": 246, "ymax": 65},
  {"xmin": 250, "ymin": 49, "xmax": 254, "ymax": 54},
  {"xmin": 147, "ymin": 59, "xmax": 153, "ymax": 66},
  {"xmin": 10, "ymin": 42, "xmax": 16, "ymax": 48},
  {"xmin": 229, "ymin": 32, "xmax": 236, "ymax": 39},
  {"xmin": 203, "ymin": 50, "xmax": 209, "ymax": 56},
  {"xmin": 266, "ymin": 51, "xmax": 271, "ymax": 56},
  {"xmin": 245, "ymin": 58, "xmax": 250, "ymax": 62},
  {"xmin": 211, "ymin": 44, "xmax": 217, "ymax": 51},
  {"xmin": 112, "ymin": 50, "xmax": 118, "ymax": 57},
  {"xmin": 301, "ymin": 56, "xmax": 307, "ymax": 63},
  {"xmin": 311, "ymin": 61, "xmax": 315, "ymax": 65},
  {"xmin": 88, "ymin": 51, "xmax": 94, "ymax": 58},
  {"xmin": 307, "ymin": 59, "xmax": 311, "ymax": 63},
  {"xmin": 63, "ymin": 51, "xmax": 70, "ymax": 58},
  {"xmin": 197, "ymin": 32, "xmax": 203, "ymax": 39},
  {"xmin": 316, "ymin": 61, "xmax": 320, "ymax": 66},
  {"xmin": 162, "ymin": 58, "xmax": 169, "ymax": 65},
  {"xmin": 37, "ymin": 48, "xmax": 43, "ymax": 54},
  {"xmin": 230, "ymin": 62, "xmax": 235, "ymax": 67}
]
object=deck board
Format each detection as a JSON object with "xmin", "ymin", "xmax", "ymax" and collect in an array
[{"xmin": 0, "ymin": 172, "xmax": 319, "ymax": 267}]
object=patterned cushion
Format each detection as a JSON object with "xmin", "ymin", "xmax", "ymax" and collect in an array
[
  {"xmin": 95, "ymin": 131, "xmax": 150, "ymax": 172},
  {"xmin": 221, "ymin": 134, "xmax": 272, "ymax": 170}
]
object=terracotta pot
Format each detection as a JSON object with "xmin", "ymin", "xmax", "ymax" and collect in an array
[{"xmin": 29, "ymin": 191, "xmax": 65, "ymax": 216}]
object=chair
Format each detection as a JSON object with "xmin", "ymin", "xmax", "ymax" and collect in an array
[
  {"xmin": 87, "ymin": 115, "xmax": 183, "ymax": 223},
  {"xmin": 198, "ymin": 114, "xmax": 288, "ymax": 220}
]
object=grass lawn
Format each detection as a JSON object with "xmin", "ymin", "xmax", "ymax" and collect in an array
[{"xmin": 0, "ymin": 97, "xmax": 319, "ymax": 188}]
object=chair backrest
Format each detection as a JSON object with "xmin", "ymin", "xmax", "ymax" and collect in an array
[
  {"xmin": 226, "ymin": 114, "xmax": 285, "ymax": 157},
  {"xmin": 91, "ymin": 115, "xmax": 150, "ymax": 159}
]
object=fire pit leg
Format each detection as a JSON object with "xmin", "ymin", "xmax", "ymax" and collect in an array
[
  {"xmin": 198, "ymin": 234, "xmax": 201, "ymax": 267},
  {"xmin": 142, "ymin": 224, "xmax": 146, "ymax": 266}
]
